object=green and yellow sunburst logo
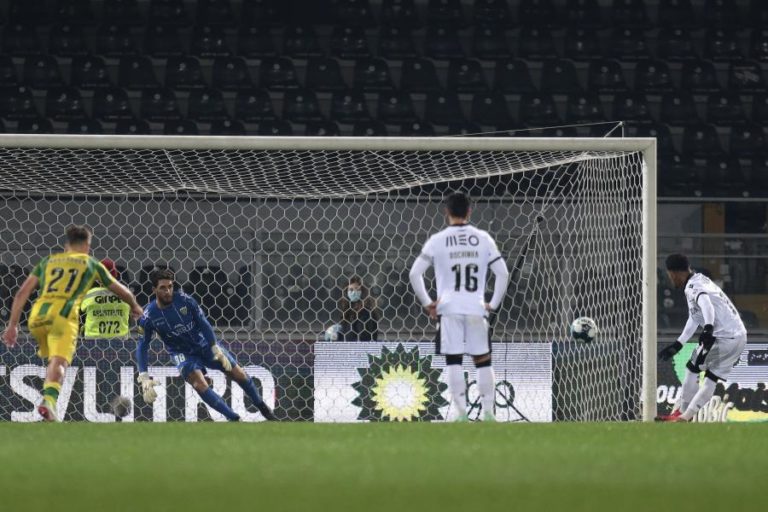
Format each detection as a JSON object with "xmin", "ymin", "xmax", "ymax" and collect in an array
[{"xmin": 352, "ymin": 344, "xmax": 448, "ymax": 422}]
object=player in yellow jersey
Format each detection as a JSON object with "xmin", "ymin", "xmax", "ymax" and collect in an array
[{"xmin": 2, "ymin": 225, "xmax": 143, "ymax": 422}]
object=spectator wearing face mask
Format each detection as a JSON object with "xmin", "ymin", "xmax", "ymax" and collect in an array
[{"xmin": 337, "ymin": 276, "xmax": 380, "ymax": 341}]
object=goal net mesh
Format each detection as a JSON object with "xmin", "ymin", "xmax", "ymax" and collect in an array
[{"xmin": 0, "ymin": 140, "xmax": 646, "ymax": 422}]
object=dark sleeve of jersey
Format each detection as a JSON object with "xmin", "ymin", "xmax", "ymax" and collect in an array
[{"xmin": 188, "ymin": 296, "xmax": 217, "ymax": 347}]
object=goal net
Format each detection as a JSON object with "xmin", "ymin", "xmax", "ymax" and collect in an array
[{"xmin": 0, "ymin": 135, "xmax": 656, "ymax": 423}]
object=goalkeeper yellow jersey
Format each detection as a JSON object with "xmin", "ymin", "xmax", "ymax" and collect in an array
[{"xmin": 31, "ymin": 252, "xmax": 116, "ymax": 320}]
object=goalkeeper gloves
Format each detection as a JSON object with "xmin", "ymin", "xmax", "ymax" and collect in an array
[
  {"xmin": 212, "ymin": 345, "xmax": 232, "ymax": 372},
  {"xmin": 658, "ymin": 341, "xmax": 684, "ymax": 361},
  {"xmin": 137, "ymin": 372, "xmax": 160, "ymax": 404},
  {"xmin": 699, "ymin": 324, "xmax": 716, "ymax": 351}
]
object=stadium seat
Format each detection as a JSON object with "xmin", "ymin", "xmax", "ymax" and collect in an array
[
  {"xmin": 45, "ymin": 86, "xmax": 86, "ymax": 121},
  {"xmin": 612, "ymin": 93, "xmax": 652, "ymax": 124},
  {"xmin": 210, "ymin": 119, "xmax": 246, "ymax": 135},
  {"xmin": 330, "ymin": 26, "xmax": 371, "ymax": 59},
  {"xmin": 518, "ymin": 27, "xmax": 557, "ymax": 60},
  {"xmin": 609, "ymin": 28, "xmax": 650, "ymax": 61},
  {"xmin": 657, "ymin": 0, "xmax": 695, "ymax": 27},
  {"xmin": 190, "ymin": 25, "xmax": 232, "ymax": 58},
  {"xmin": 66, "ymin": 119, "xmax": 103, "ymax": 134},
  {"xmin": 147, "ymin": 0, "xmax": 189, "ymax": 26},
  {"xmin": 305, "ymin": 121, "xmax": 341, "ymax": 136},
  {"xmin": 16, "ymin": 118, "xmax": 54, "ymax": 133},
  {"xmin": 165, "ymin": 56, "xmax": 206, "ymax": 90},
  {"xmin": 400, "ymin": 121, "xmax": 435, "ymax": 136},
  {"xmin": 240, "ymin": 0, "xmax": 281, "ymax": 26},
  {"xmin": 352, "ymin": 120, "xmax": 388, "ymax": 136},
  {"xmin": 750, "ymin": 30, "xmax": 768, "ymax": 62},
  {"xmin": 102, "ymin": 0, "xmax": 144, "ymax": 26},
  {"xmin": 284, "ymin": 26, "xmax": 324, "ymax": 58},
  {"xmin": 0, "ymin": 56, "xmax": 19, "ymax": 88},
  {"xmin": 305, "ymin": 57, "xmax": 347, "ymax": 92},
  {"xmin": 658, "ymin": 152, "xmax": 702, "ymax": 196},
  {"xmin": 332, "ymin": 0, "xmax": 375, "ymax": 27},
  {"xmin": 283, "ymin": 89, "xmax": 324, "ymax": 123},
  {"xmin": 446, "ymin": 59, "xmax": 487, "ymax": 93},
  {"xmin": 659, "ymin": 92, "xmax": 700, "ymax": 126},
  {"xmin": 354, "ymin": 58, "xmax": 394, "ymax": 91},
  {"xmin": 587, "ymin": 59, "xmax": 628, "ymax": 93},
  {"xmin": 751, "ymin": 93, "xmax": 768, "ymax": 122},
  {"xmin": 470, "ymin": 92, "xmax": 512, "ymax": 126},
  {"xmin": 140, "ymin": 87, "xmax": 182, "ymax": 121},
  {"xmin": 93, "ymin": 87, "xmax": 134, "ymax": 121},
  {"xmin": 9, "ymin": 0, "xmax": 51, "ymax": 24},
  {"xmin": 610, "ymin": 0, "xmax": 648, "ymax": 27},
  {"xmin": 257, "ymin": 120, "xmax": 293, "ymax": 135},
  {"xmin": 330, "ymin": 90, "xmax": 370, "ymax": 122},
  {"xmin": 114, "ymin": 118, "xmax": 151, "ymax": 134},
  {"xmin": 633, "ymin": 59, "xmax": 675, "ymax": 93},
  {"xmin": 49, "ymin": 24, "xmax": 88, "ymax": 57},
  {"xmin": 377, "ymin": 91, "xmax": 418, "ymax": 124},
  {"xmin": 519, "ymin": 93, "xmax": 560, "ymax": 127},
  {"xmin": 563, "ymin": 0, "xmax": 604, "ymax": 29},
  {"xmin": 235, "ymin": 89, "xmax": 276, "ymax": 122},
  {"xmin": 657, "ymin": 27, "xmax": 698, "ymax": 61},
  {"xmin": 237, "ymin": 25, "xmax": 278, "ymax": 59},
  {"xmin": 518, "ymin": 0, "xmax": 562, "ymax": 28},
  {"xmin": 97, "ymin": 24, "xmax": 139, "ymax": 58},
  {"xmin": 424, "ymin": 93, "xmax": 465, "ymax": 125},
  {"xmin": 703, "ymin": 0, "xmax": 740, "ymax": 28},
  {"xmin": 70, "ymin": 56, "xmax": 112, "ymax": 89},
  {"xmin": 424, "ymin": 26, "xmax": 465, "ymax": 60},
  {"xmin": 378, "ymin": 26, "xmax": 418, "ymax": 60},
  {"xmin": 118, "ymin": 56, "xmax": 159, "ymax": 89},
  {"xmin": 680, "ymin": 60, "xmax": 721, "ymax": 93},
  {"xmin": 23, "ymin": 56, "xmax": 64, "ymax": 89},
  {"xmin": 447, "ymin": 122, "xmax": 482, "ymax": 135},
  {"xmin": 728, "ymin": 61, "xmax": 767, "ymax": 93},
  {"xmin": 472, "ymin": 25, "xmax": 513, "ymax": 61},
  {"xmin": 729, "ymin": 123, "xmax": 767, "ymax": 157},
  {"xmin": 705, "ymin": 155, "xmax": 748, "ymax": 197},
  {"xmin": 704, "ymin": 29, "xmax": 743, "ymax": 61},
  {"xmin": 707, "ymin": 93, "xmax": 747, "ymax": 126},
  {"xmin": 2, "ymin": 24, "xmax": 42, "ymax": 56},
  {"xmin": 188, "ymin": 88, "xmax": 229, "ymax": 121},
  {"xmin": 632, "ymin": 123, "xmax": 675, "ymax": 156},
  {"xmin": 211, "ymin": 57, "xmax": 253, "ymax": 91},
  {"xmin": 682, "ymin": 123, "xmax": 722, "ymax": 157},
  {"xmin": 380, "ymin": 0, "xmax": 421, "ymax": 28},
  {"xmin": 144, "ymin": 24, "xmax": 184, "ymax": 58},
  {"xmin": 426, "ymin": 0, "xmax": 465, "ymax": 27},
  {"xmin": 163, "ymin": 120, "xmax": 199, "ymax": 135},
  {"xmin": 564, "ymin": 28, "xmax": 602, "ymax": 61},
  {"xmin": 565, "ymin": 93, "xmax": 604, "ymax": 123},
  {"xmin": 473, "ymin": 0, "xmax": 513, "ymax": 26},
  {"xmin": 400, "ymin": 58, "xmax": 441, "ymax": 93},
  {"xmin": 748, "ymin": 155, "xmax": 768, "ymax": 197},
  {"xmin": 196, "ymin": 0, "xmax": 235, "ymax": 25},
  {"xmin": 749, "ymin": 0, "xmax": 768, "ymax": 27},
  {"xmin": 541, "ymin": 59, "xmax": 581, "ymax": 94},
  {"xmin": 493, "ymin": 59, "xmax": 536, "ymax": 94},
  {"xmin": 259, "ymin": 57, "xmax": 300, "ymax": 90}
]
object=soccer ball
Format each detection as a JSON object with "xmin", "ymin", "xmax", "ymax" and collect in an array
[
  {"xmin": 570, "ymin": 317, "xmax": 598, "ymax": 342},
  {"xmin": 110, "ymin": 395, "xmax": 131, "ymax": 418}
]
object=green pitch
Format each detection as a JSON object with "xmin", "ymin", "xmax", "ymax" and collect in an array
[{"xmin": 0, "ymin": 423, "xmax": 765, "ymax": 512}]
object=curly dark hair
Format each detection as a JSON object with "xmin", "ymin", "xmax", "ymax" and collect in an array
[{"xmin": 150, "ymin": 268, "xmax": 175, "ymax": 287}]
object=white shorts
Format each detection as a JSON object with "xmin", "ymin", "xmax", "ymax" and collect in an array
[
  {"xmin": 437, "ymin": 315, "xmax": 490, "ymax": 356},
  {"xmin": 690, "ymin": 333, "xmax": 747, "ymax": 381}
]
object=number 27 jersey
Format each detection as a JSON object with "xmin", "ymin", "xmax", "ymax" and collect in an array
[{"xmin": 418, "ymin": 224, "xmax": 503, "ymax": 317}]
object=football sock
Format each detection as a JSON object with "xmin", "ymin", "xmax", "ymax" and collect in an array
[
  {"xmin": 199, "ymin": 388, "xmax": 240, "ymax": 421},
  {"xmin": 679, "ymin": 369, "xmax": 699, "ymax": 412},
  {"xmin": 446, "ymin": 365, "xmax": 467, "ymax": 416},
  {"xmin": 42, "ymin": 381, "xmax": 61, "ymax": 407},
  {"xmin": 477, "ymin": 366, "xmax": 496, "ymax": 417},
  {"xmin": 237, "ymin": 378, "xmax": 266, "ymax": 407},
  {"xmin": 681, "ymin": 378, "xmax": 717, "ymax": 421}
]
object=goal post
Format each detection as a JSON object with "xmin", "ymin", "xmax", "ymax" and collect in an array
[{"xmin": 0, "ymin": 134, "xmax": 657, "ymax": 423}]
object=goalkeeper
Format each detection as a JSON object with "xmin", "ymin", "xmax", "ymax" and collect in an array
[{"xmin": 136, "ymin": 269, "xmax": 275, "ymax": 421}]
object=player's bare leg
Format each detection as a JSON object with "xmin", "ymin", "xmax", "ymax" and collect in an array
[
  {"xmin": 187, "ymin": 369, "xmax": 240, "ymax": 421},
  {"xmin": 226, "ymin": 365, "xmax": 277, "ymax": 421},
  {"xmin": 473, "ymin": 353, "xmax": 496, "ymax": 422},
  {"xmin": 38, "ymin": 355, "xmax": 67, "ymax": 422}
]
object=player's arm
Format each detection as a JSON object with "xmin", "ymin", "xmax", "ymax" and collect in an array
[
  {"xmin": 695, "ymin": 293, "xmax": 716, "ymax": 350},
  {"xmin": 409, "ymin": 251, "xmax": 436, "ymax": 319},
  {"xmin": 97, "ymin": 261, "xmax": 143, "ymax": 320},
  {"xmin": 486, "ymin": 257, "xmax": 510, "ymax": 312},
  {"xmin": 188, "ymin": 296, "xmax": 232, "ymax": 371},
  {"xmin": 658, "ymin": 316, "xmax": 698, "ymax": 361},
  {"xmin": 135, "ymin": 317, "xmax": 160, "ymax": 403},
  {"xmin": 2, "ymin": 274, "xmax": 39, "ymax": 348}
]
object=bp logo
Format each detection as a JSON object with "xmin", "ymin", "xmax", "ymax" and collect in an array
[{"xmin": 352, "ymin": 344, "xmax": 448, "ymax": 422}]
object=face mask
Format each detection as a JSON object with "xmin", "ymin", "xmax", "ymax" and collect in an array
[{"xmin": 347, "ymin": 290, "xmax": 362, "ymax": 303}]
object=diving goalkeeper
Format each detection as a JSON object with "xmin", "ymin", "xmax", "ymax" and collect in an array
[{"xmin": 136, "ymin": 269, "xmax": 276, "ymax": 421}]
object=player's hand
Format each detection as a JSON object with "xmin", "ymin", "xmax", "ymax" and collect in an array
[
  {"xmin": 658, "ymin": 341, "xmax": 683, "ymax": 361},
  {"xmin": 484, "ymin": 303, "xmax": 494, "ymax": 312},
  {"xmin": 424, "ymin": 301, "xmax": 439, "ymax": 321},
  {"xmin": 137, "ymin": 372, "xmax": 160, "ymax": 404},
  {"xmin": 130, "ymin": 303, "xmax": 143, "ymax": 321},
  {"xmin": 212, "ymin": 345, "xmax": 232, "ymax": 372},
  {"xmin": 699, "ymin": 324, "xmax": 716, "ymax": 351},
  {"xmin": 2, "ymin": 324, "xmax": 18, "ymax": 349}
]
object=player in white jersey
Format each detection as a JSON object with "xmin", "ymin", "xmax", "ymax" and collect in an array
[
  {"xmin": 657, "ymin": 253, "xmax": 748, "ymax": 422},
  {"xmin": 409, "ymin": 192, "xmax": 510, "ymax": 422}
]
